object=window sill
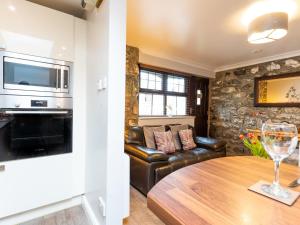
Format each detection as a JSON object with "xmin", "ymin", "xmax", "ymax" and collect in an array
[{"xmin": 139, "ymin": 116, "xmax": 195, "ymax": 120}]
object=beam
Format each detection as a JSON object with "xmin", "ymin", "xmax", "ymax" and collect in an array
[{"xmin": 96, "ymin": 0, "xmax": 104, "ymax": 8}]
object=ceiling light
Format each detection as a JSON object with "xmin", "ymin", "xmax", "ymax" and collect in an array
[
  {"xmin": 242, "ymin": 0, "xmax": 297, "ymax": 27},
  {"xmin": 8, "ymin": 5, "xmax": 16, "ymax": 11},
  {"xmin": 248, "ymin": 12, "xmax": 288, "ymax": 44}
]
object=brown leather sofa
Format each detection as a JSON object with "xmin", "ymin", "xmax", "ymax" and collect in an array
[{"xmin": 125, "ymin": 125, "xmax": 226, "ymax": 195}]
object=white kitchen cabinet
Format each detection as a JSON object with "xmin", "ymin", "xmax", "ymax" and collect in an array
[
  {"xmin": 0, "ymin": 154, "xmax": 73, "ymax": 218},
  {"xmin": 0, "ymin": 0, "xmax": 74, "ymax": 61}
]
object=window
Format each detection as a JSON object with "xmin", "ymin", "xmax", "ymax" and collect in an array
[
  {"xmin": 139, "ymin": 93, "xmax": 164, "ymax": 115},
  {"xmin": 140, "ymin": 70, "xmax": 162, "ymax": 90},
  {"xmin": 139, "ymin": 68, "xmax": 188, "ymax": 116}
]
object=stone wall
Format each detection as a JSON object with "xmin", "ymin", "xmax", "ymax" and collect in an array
[
  {"xmin": 209, "ymin": 56, "xmax": 300, "ymax": 158},
  {"xmin": 125, "ymin": 46, "xmax": 139, "ymax": 137}
]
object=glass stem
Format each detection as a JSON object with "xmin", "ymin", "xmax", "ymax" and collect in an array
[{"xmin": 274, "ymin": 160, "xmax": 281, "ymax": 186}]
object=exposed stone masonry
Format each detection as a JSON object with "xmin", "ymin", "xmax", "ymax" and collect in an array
[
  {"xmin": 125, "ymin": 46, "xmax": 139, "ymax": 137},
  {"xmin": 209, "ymin": 56, "xmax": 300, "ymax": 163}
]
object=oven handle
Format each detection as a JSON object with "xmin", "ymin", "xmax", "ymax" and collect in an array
[{"xmin": 4, "ymin": 111, "xmax": 69, "ymax": 115}]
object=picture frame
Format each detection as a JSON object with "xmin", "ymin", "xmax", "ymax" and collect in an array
[{"xmin": 254, "ymin": 72, "xmax": 300, "ymax": 107}]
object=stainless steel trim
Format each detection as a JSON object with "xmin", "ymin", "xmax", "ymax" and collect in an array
[
  {"xmin": 61, "ymin": 66, "xmax": 70, "ymax": 93},
  {"xmin": 56, "ymin": 68, "xmax": 59, "ymax": 90},
  {"xmin": 4, "ymin": 57, "xmax": 59, "ymax": 69},
  {"xmin": 0, "ymin": 165, "xmax": 5, "ymax": 172},
  {"xmin": 0, "ymin": 95, "xmax": 73, "ymax": 109},
  {"xmin": 4, "ymin": 84, "xmax": 60, "ymax": 93},
  {"xmin": 0, "ymin": 50, "xmax": 73, "ymax": 98},
  {"xmin": 2, "ymin": 51, "xmax": 72, "ymax": 65},
  {"xmin": 61, "ymin": 67, "xmax": 64, "ymax": 92},
  {"xmin": 4, "ymin": 111, "xmax": 69, "ymax": 115}
]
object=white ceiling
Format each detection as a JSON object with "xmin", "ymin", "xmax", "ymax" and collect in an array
[
  {"xmin": 26, "ymin": 0, "xmax": 300, "ymax": 73},
  {"xmin": 127, "ymin": 0, "xmax": 300, "ymax": 72},
  {"xmin": 27, "ymin": 0, "xmax": 84, "ymax": 17}
]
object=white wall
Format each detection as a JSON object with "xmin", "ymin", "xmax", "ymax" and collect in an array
[
  {"xmin": 72, "ymin": 18, "xmax": 87, "ymax": 196},
  {"xmin": 0, "ymin": 17, "xmax": 87, "ymax": 225},
  {"xmin": 84, "ymin": 0, "xmax": 128, "ymax": 224},
  {"xmin": 0, "ymin": 2, "xmax": 87, "ymax": 224},
  {"xmin": 139, "ymin": 116, "xmax": 195, "ymax": 127},
  {"xmin": 0, "ymin": 0, "xmax": 74, "ymax": 61},
  {"xmin": 139, "ymin": 51, "xmax": 215, "ymax": 78}
]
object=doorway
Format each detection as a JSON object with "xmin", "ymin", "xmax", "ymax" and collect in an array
[{"xmin": 189, "ymin": 76, "xmax": 210, "ymax": 137}]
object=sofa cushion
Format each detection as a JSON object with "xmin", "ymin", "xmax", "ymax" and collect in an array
[
  {"xmin": 125, "ymin": 144, "xmax": 169, "ymax": 163},
  {"xmin": 143, "ymin": 126, "xmax": 165, "ymax": 149},
  {"xmin": 153, "ymin": 131, "xmax": 176, "ymax": 154},
  {"xmin": 169, "ymin": 124, "xmax": 189, "ymax": 150},
  {"xmin": 195, "ymin": 137, "xmax": 226, "ymax": 151},
  {"xmin": 154, "ymin": 149, "xmax": 226, "ymax": 184},
  {"xmin": 167, "ymin": 151, "xmax": 198, "ymax": 169},
  {"xmin": 179, "ymin": 129, "xmax": 197, "ymax": 150},
  {"xmin": 189, "ymin": 148, "xmax": 226, "ymax": 161}
]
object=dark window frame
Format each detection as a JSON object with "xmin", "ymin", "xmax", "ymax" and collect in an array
[{"xmin": 139, "ymin": 65, "xmax": 189, "ymax": 116}]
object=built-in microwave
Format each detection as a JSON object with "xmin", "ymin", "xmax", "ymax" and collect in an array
[{"xmin": 0, "ymin": 51, "xmax": 72, "ymax": 98}]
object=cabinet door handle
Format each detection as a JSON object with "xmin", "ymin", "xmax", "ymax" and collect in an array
[{"xmin": 0, "ymin": 165, "xmax": 5, "ymax": 172}]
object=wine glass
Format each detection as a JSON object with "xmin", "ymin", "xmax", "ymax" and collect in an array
[{"xmin": 261, "ymin": 122, "xmax": 298, "ymax": 198}]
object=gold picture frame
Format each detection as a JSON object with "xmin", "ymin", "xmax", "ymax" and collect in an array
[{"xmin": 254, "ymin": 72, "xmax": 300, "ymax": 107}]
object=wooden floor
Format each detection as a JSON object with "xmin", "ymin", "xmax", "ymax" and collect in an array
[
  {"xmin": 21, "ymin": 206, "xmax": 90, "ymax": 225},
  {"xmin": 21, "ymin": 187, "xmax": 164, "ymax": 225},
  {"xmin": 123, "ymin": 187, "xmax": 164, "ymax": 225}
]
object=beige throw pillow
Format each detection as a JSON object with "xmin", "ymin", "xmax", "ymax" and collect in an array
[
  {"xmin": 143, "ymin": 126, "xmax": 165, "ymax": 149},
  {"xmin": 170, "ymin": 124, "xmax": 189, "ymax": 150},
  {"xmin": 179, "ymin": 129, "xmax": 197, "ymax": 151},
  {"xmin": 153, "ymin": 131, "xmax": 176, "ymax": 154}
]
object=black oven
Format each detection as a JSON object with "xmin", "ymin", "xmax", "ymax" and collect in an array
[{"xmin": 0, "ymin": 110, "xmax": 72, "ymax": 162}]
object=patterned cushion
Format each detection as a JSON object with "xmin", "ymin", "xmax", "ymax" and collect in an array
[
  {"xmin": 179, "ymin": 129, "xmax": 197, "ymax": 151},
  {"xmin": 169, "ymin": 124, "xmax": 189, "ymax": 150},
  {"xmin": 153, "ymin": 131, "xmax": 176, "ymax": 154},
  {"xmin": 143, "ymin": 126, "xmax": 165, "ymax": 149}
]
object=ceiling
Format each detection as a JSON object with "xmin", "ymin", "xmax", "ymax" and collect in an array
[
  {"xmin": 27, "ymin": 0, "xmax": 84, "ymax": 17},
  {"xmin": 127, "ymin": 0, "xmax": 300, "ymax": 72},
  {"xmin": 26, "ymin": 0, "xmax": 300, "ymax": 73}
]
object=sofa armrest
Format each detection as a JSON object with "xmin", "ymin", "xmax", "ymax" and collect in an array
[
  {"xmin": 125, "ymin": 144, "xmax": 169, "ymax": 163},
  {"xmin": 195, "ymin": 137, "xmax": 226, "ymax": 152}
]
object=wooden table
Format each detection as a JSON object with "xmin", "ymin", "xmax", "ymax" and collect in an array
[{"xmin": 147, "ymin": 156, "xmax": 300, "ymax": 225}]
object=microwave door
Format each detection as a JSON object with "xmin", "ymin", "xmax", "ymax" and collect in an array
[{"xmin": 3, "ymin": 57, "xmax": 61, "ymax": 93}]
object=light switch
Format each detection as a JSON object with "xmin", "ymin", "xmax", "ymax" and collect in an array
[
  {"xmin": 97, "ymin": 77, "xmax": 107, "ymax": 91},
  {"xmin": 97, "ymin": 79, "xmax": 103, "ymax": 91}
]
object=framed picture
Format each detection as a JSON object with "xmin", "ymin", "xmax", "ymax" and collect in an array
[{"xmin": 254, "ymin": 72, "xmax": 300, "ymax": 107}]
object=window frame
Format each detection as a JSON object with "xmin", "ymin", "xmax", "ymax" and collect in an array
[{"xmin": 139, "ymin": 65, "xmax": 189, "ymax": 117}]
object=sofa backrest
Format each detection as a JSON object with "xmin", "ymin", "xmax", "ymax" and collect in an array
[
  {"xmin": 126, "ymin": 124, "xmax": 196, "ymax": 149},
  {"xmin": 165, "ymin": 124, "xmax": 197, "ymax": 140},
  {"xmin": 126, "ymin": 126, "xmax": 146, "ymax": 146}
]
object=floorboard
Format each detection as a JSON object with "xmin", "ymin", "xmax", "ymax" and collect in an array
[
  {"xmin": 123, "ymin": 187, "xmax": 165, "ymax": 225},
  {"xmin": 20, "ymin": 187, "xmax": 164, "ymax": 225},
  {"xmin": 21, "ymin": 206, "xmax": 90, "ymax": 225}
]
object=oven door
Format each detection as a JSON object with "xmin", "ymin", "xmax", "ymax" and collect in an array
[{"xmin": 0, "ymin": 110, "xmax": 72, "ymax": 162}]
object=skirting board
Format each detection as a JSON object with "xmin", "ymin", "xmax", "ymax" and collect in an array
[
  {"xmin": 0, "ymin": 196, "xmax": 82, "ymax": 225},
  {"xmin": 82, "ymin": 196, "xmax": 101, "ymax": 225}
]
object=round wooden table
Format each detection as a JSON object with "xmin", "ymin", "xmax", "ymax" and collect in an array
[{"xmin": 147, "ymin": 156, "xmax": 300, "ymax": 225}]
